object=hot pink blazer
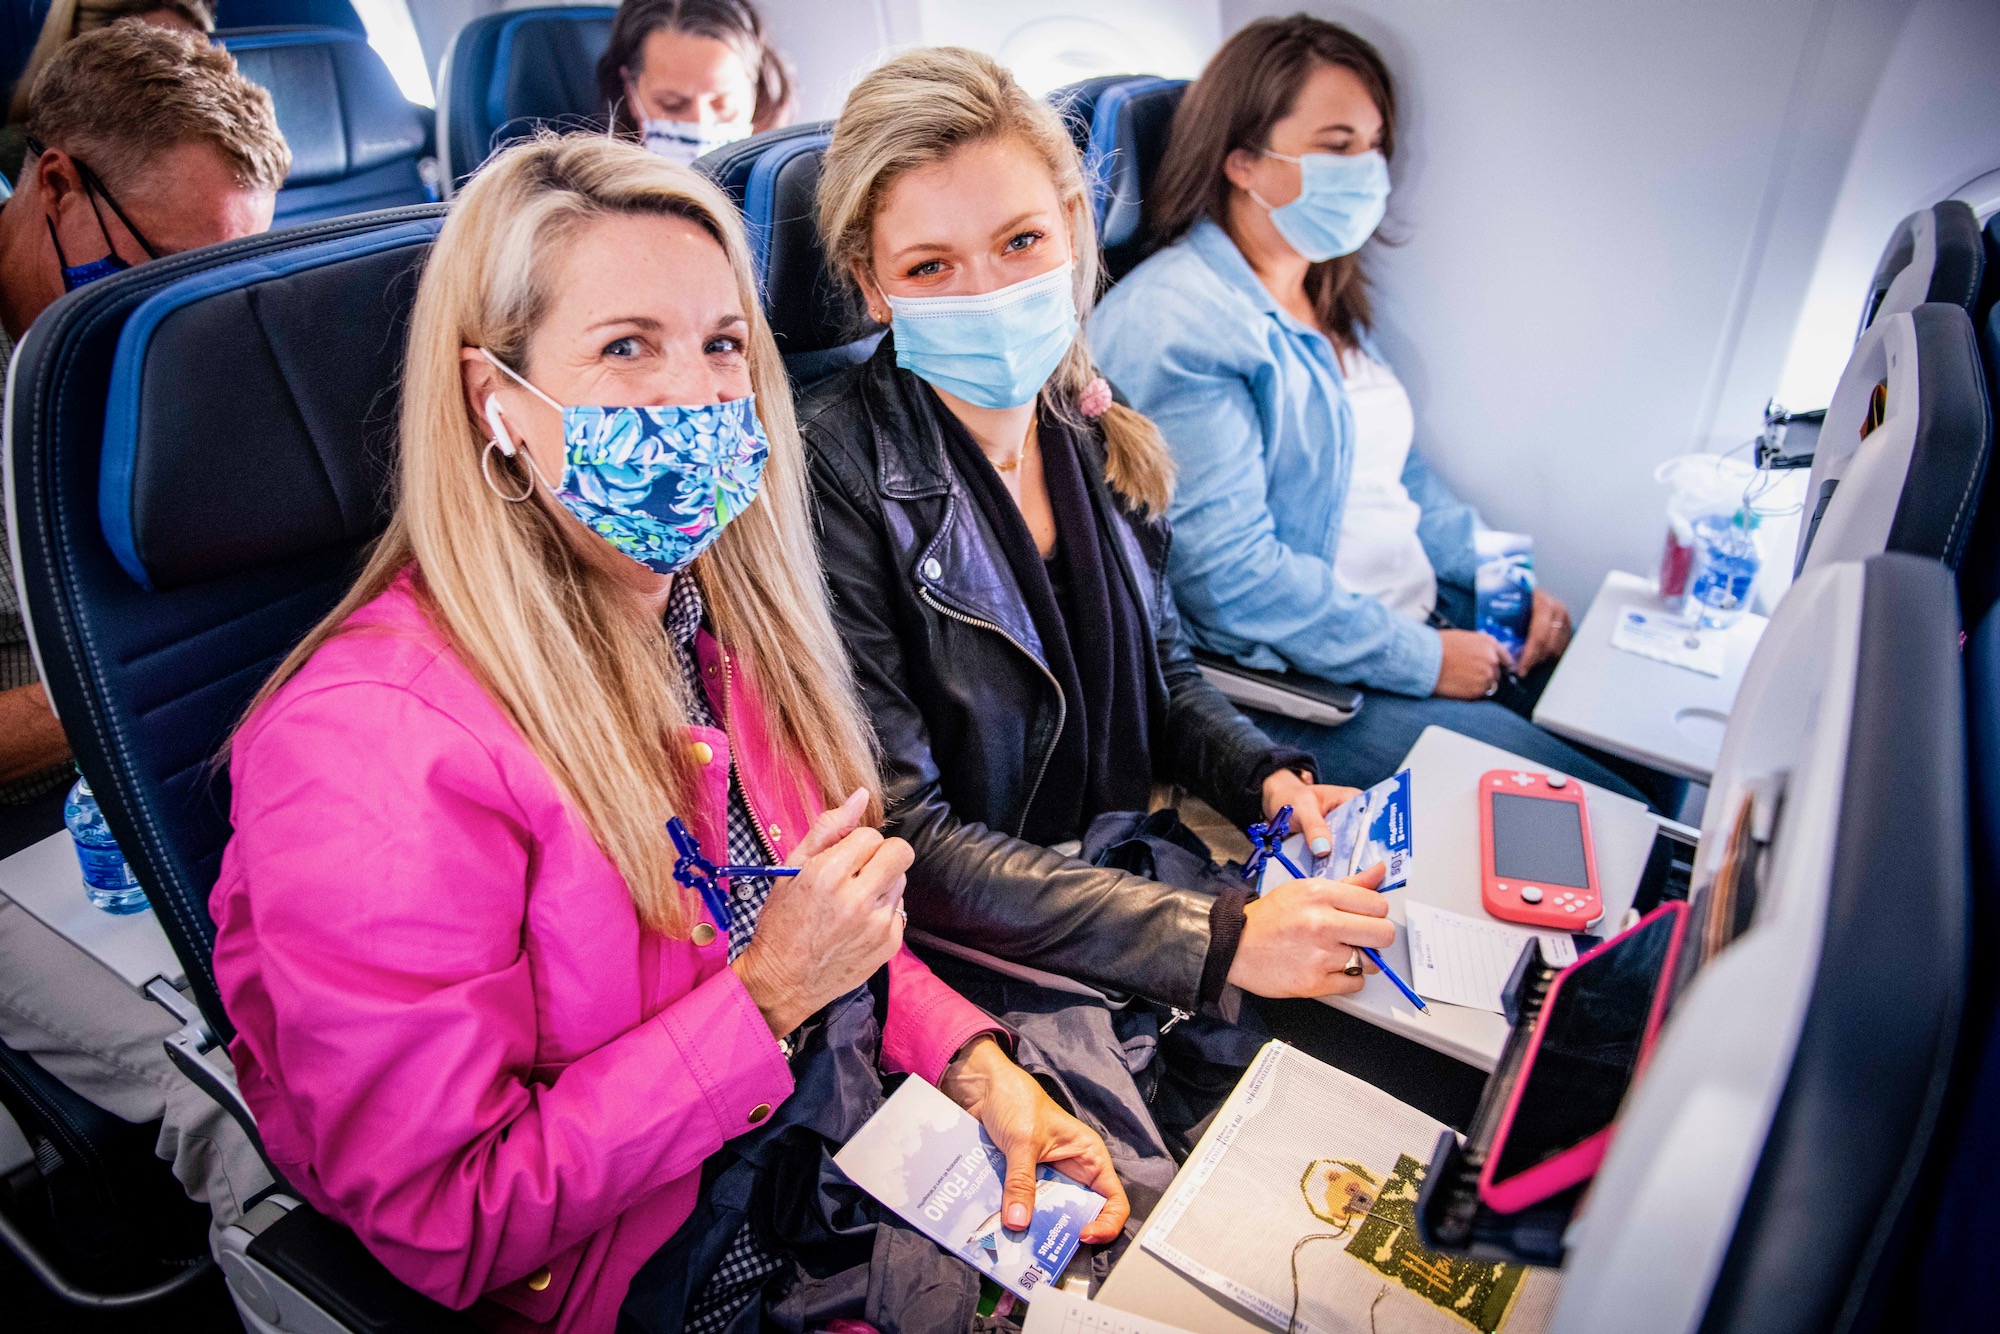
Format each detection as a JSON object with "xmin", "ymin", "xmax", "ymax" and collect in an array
[{"xmin": 211, "ymin": 573, "xmax": 996, "ymax": 1332}]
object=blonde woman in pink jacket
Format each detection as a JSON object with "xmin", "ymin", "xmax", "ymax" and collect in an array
[{"xmin": 209, "ymin": 135, "xmax": 1126, "ymax": 1334}]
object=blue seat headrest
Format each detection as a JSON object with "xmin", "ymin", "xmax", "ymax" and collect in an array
[
  {"xmin": 1080, "ymin": 77, "xmax": 1187, "ymax": 280},
  {"xmin": 700, "ymin": 123, "xmax": 881, "ymax": 386},
  {"xmin": 219, "ymin": 27, "xmax": 424, "ymax": 188},
  {"xmin": 1047, "ymin": 74, "xmax": 1156, "ymax": 165},
  {"xmin": 99, "ymin": 216, "xmax": 442, "ymax": 591},
  {"xmin": 441, "ymin": 6, "xmax": 615, "ymax": 188},
  {"xmin": 212, "ymin": 0, "xmax": 365, "ymax": 35}
]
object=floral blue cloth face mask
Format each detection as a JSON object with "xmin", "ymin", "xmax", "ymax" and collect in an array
[{"xmin": 481, "ymin": 350, "xmax": 769, "ymax": 575}]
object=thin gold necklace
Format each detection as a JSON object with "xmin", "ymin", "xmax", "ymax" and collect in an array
[{"xmin": 991, "ymin": 420, "xmax": 1033, "ymax": 473}]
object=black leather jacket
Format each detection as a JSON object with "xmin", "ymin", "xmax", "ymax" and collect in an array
[{"xmin": 801, "ymin": 345, "xmax": 1310, "ymax": 1011}]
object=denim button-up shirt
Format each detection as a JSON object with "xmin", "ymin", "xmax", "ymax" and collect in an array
[{"xmin": 1090, "ymin": 218, "xmax": 1481, "ymax": 697}]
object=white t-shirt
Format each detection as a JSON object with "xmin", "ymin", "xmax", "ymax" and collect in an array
[{"xmin": 1333, "ymin": 348, "xmax": 1436, "ymax": 620}]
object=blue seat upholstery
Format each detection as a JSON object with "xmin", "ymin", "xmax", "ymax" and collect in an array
[
  {"xmin": 219, "ymin": 26, "xmax": 431, "ymax": 225},
  {"xmin": 214, "ymin": 0, "xmax": 364, "ymax": 34},
  {"xmin": 9, "ymin": 206, "xmax": 442, "ymax": 1034},
  {"xmin": 1903, "ymin": 590, "xmax": 2000, "ymax": 1329},
  {"xmin": 1067, "ymin": 75, "xmax": 1186, "ymax": 280},
  {"xmin": 1, "ymin": 0, "xmax": 49, "ymax": 97},
  {"xmin": 438, "ymin": 5, "xmax": 614, "ymax": 191},
  {"xmin": 700, "ymin": 122, "xmax": 883, "ymax": 387},
  {"xmin": 1858, "ymin": 199, "xmax": 1986, "ymax": 336},
  {"xmin": 6, "ymin": 205, "xmax": 479, "ymax": 1332},
  {"xmin": 1046, "ymin": 74, "xmax": 1154, "ymax": 165}
]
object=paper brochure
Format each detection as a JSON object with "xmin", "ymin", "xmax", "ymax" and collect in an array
[{"xmin": 834, "ymin": 1075, "xmax": 1107, "ymax": 1300}]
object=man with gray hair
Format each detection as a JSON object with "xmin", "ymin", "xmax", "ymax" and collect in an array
[{"xmin": 0, "ymin": 18, "xmax": 289, "ymax": 1259}]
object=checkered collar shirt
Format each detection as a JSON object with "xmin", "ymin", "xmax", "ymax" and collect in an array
[
  {"xmin": 664, "ymin": 573, "xmax": 790, "ymax": 1328},
  {"xmin": 664, "ymin": 575, "xmax": 777, "ymax": 961}
]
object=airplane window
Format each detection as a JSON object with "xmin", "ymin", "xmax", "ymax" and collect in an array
[
  {"xmin": 350, "ymin": 0, "xmax": 433, "ymax": 107},
  {"xmin": 918, "ymin": 1, "xmax": 1215, "ymax": 97}
]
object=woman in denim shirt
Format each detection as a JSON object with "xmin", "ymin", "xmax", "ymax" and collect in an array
[{"xmin": 1092, "ymin": 16, "xmax": 1652, "ymax": 803}]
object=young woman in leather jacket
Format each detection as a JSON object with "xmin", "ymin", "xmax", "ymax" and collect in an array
[{"xmin": 802, "ymin": 47, "xmax": 1403, "ymax": 1178}]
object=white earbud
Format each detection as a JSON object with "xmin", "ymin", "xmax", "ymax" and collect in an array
[{"xmin": 484, "ymin": 394, "xmax": 515, "ymax": 457}]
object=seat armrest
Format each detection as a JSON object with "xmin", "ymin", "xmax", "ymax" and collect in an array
[
  {"xmin": 1192, "ymin": 650, "xmax": 1363, "ymax": 727},
  {"xmin": 220, "ymin": 1196, "xmax": 482, "ymax": 1334}
]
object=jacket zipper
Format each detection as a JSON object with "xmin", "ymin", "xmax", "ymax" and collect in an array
[
  {"xmin": 918, "ymin": 586, "xmax": 1065, "ymax": 839},
  {"xmin": 718, "ymin": 645, "xmax": 786, "ymax": 867}
]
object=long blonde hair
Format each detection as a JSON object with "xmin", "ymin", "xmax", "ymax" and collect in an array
[
  {"xmin": 9, "ymin": 0, "xmax": 215, "ymax": 123},
  {"xmin": 818, "ymin": 46, "xmax": 1174, "ymax": 517},
  {"xmin": 245, "ymin": 135, "xmax": 882, "ymax": 938}
]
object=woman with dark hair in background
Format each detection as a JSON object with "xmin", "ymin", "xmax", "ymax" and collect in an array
[
  {"xmin": 596, "ymin": 0, "xmax": 795, "ymax": 167},
  {"xmin": 1091, "ymin": 15, "xmax": 1654, "ymax": 805}
]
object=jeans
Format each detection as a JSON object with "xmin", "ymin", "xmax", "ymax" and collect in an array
[{"xmin": 1244, "ymin": 584, "xmax": 1669, "ymax": 810}]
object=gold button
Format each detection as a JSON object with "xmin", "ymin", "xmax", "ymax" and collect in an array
[
  {"xmin": 690, "ymin": 741, "xmax": 714, "ymax": 765},
  {"xmin": 691, "ymin": 922, "xmax": 717, "ymax": 946},
  {"xmin": 526, "ymin": 1267, "xmax": 552, "ymax": 1292},
  {"xmin": 767, "ymin": 823, "xmax": 782, "ymax": 840},
  {"xmin": 748, "ymin": 1102, "xmax": 771, "ymax": 1124}
]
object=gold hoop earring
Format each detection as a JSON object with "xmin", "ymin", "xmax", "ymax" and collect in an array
[{"xmin": 480, "ymin": 438, "xmax": 537, "ymax": 503}]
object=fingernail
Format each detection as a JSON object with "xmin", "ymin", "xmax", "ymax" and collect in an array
[
  {"xmin": 1005, "ymin": 1204, "xmax": 1029, "ymax": 1230},
  {"xmin": 1311, "ymin": 837, "xmax": 1331, "ymax": 856}
]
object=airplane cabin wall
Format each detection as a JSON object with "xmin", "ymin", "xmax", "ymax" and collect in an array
[{"xmin": 1776, "ymin": 0, "xmax": 2000, "ymax": 412}]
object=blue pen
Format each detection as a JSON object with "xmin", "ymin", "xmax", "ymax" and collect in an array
[
  {"xmin": 667, "ymin": 817, "xmax": 800, "ymax": 932},
  {"xmin": 1245, "ymin": 806, "xmax": 1430, "ymax": 1016}
]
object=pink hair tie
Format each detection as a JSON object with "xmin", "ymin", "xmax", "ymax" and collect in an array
[{"xmin": 1078, "ymin": 376, "xmax": 1114, "ymax": 418}]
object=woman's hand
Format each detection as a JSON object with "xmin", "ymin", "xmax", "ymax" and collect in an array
[
  {"xmin": 1515, "ymin": 589, "xmax": 1573, "ymax": 675},
  {"xmin": 732, "ymin": 788, "xmax": 909, "ymax": 1039},
  {"xmin": 940, "ymin": 1037, "xmax": 1130, "ymax": 1244},
  {"xmin": 1261, "ymin": 768, "xmax": 1361, "ymax": 860},
  {"xmin": 1435, "ymin": 629, "xmax": 1507, "ymax": 700},
  {"xmin": 1227, "ymin": 863, "xmax": 1394, "ymax": 998}
]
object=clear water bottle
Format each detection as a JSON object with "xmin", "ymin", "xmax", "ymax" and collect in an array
[
  {"xmin": 1683, "ymin": 511, "xmax": 1762, "ymax": 628},
  {"xmin": 64, "ymin": 774, "xmax": 148, "ymax": 915}
]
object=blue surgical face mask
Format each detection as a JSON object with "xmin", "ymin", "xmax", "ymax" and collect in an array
[
  {"xmin": 1254, "ymin": 149, "xmax": 1390, "ymax": 263},
  {"xmin": 481, "ymin": 351, "xmax": 770, "ymax": 575},
  {"xmin": 639, "ymin": 118, "xmax": 751, "ymax": 167},
  {"xmin": 885, "ymin": 261, "xmax": 1078, "ymax": 411},
  {"xmin": 32, "ymin": 136, "xmax": 159, "ymax": 293},
  {"xmin": 53, "ymin": 239, "xmax": 129, "ymax": 291}
]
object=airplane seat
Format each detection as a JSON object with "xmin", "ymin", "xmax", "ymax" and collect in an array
[
  {"xmin": 1552, "ymin": 551, "xmax": 1968, "ymax": 1334},
  {"xmin": 6, "ymin": 203, "xmax": 479, "ymax": 1332},
  {"xmin": 214, "ymin": 0, "xmax": 364, "ymax": 32},
  {"xmin": 1793, "ymin": 303, "xmax": 1993, "ymax": 614},
  {"xmin": 1046, "ymin": 73, "xmax": 1155, "ymax": 164},
  {"xmin": 1896, "ymin": 592, "xmax": 2000, "ymax": 1330},
  {"xmin": 0, "ymin": 1035, "xmax": 217, "ymax": 1305},
  {"xmin": 1857, "ymin": 199, "xmax": 1986, "ymax": 337},
  {"xmin": 437, "ymin": 5, "xmax": 614, "ymax": 193},
  {"xmin": 218, "ymin": 26, "xmax": 432, "ymax": 226},
  {"xmin": 1069, "ymin": 75, "xmax": 1187, "ymax": 282},
  {"xmin": 698, "ymin": 122, "xmax": 885, "ymax": 389},
  {"xmin": 1052, "ymin": 73, "xmax": 1362, "ymax": 725},
  {"xmin": 1, "ymin": 0, "xmax": 45, "ymax": 99}
]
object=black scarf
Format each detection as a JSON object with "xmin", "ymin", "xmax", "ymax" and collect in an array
[{"xmin": 940, "ymin": 402, "xmax": 1155, "ymax": 844}]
